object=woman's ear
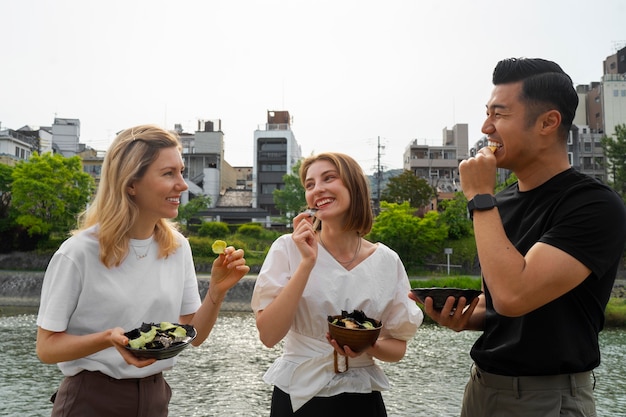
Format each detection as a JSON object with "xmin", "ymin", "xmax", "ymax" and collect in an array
[{"xmin": 127, "ymin": 183, "xmax": 136, "ymax": 196}]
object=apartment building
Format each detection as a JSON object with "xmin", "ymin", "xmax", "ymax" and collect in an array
[
  {"xmin": 252, "ymin": 110, "xmax": 302, "ymax": 216},
  {"xmin": 403, "ymin": 123, "xmax": 468, "ymax": 199}
]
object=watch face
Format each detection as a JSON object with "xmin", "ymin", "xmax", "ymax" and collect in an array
[{"xmin": 475, "ymin": 194, "xmax": 495, "ymax": 209}]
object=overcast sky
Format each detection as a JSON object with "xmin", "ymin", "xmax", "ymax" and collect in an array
[{"xmin": 2, "ymin": 0, "xmax": 625, "ymax": 174}]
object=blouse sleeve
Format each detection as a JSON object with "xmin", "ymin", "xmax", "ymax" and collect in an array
[{"xmin": 251, "ymin": 235, "xmax": 297, "ymax": 313}]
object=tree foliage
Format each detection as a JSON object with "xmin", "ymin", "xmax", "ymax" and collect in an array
[
  {"xmin": 602, "ymin": 124, "xmax": 626, "ymax": 201},
  {"xmin": 368, "ymin": 201, "xmax": 448, "ymax": 269},
  {"xmin": 438, "ymin": 192, "xmax": 472, "ymax": 239},
  {"xmin": 11, "ymin": 152, "xmax": 95, "ymax": 236},
  {"xmin": 176, "ymin": 195, "xmax": 211, "ymax": 227},
  {"xmin": 381, "ymin": 170, "xmax": 436, "ymax": 209},
  {"xmin": 273, "ymin": 159, "xmax": 306, "ymax": 217},
  {"xmin": 0, "ymin": 163, "xmax": 13, "ymax": 221}
]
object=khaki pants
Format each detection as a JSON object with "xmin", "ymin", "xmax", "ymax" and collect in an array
[
  {"xmin": 51, "ymin": 371, "xmax": 171, "ymax": 417},
  {"xmin": 460, "ymin": 364, "xmax": 596, "ymax": 417}
]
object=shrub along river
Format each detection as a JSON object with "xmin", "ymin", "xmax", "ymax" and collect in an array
[{"xmin": 1, "ymin": 309, "xmax": 625, "ymax": 416}]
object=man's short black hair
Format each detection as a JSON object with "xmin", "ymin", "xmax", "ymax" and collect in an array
[{"xmin": 493, "ymin": 58, "xmax": 579, "ymax": 138}]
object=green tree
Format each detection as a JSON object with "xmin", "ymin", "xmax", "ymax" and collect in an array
[
  {"xmin": 369, "ymin": 201, "xmax": 448, "ymax": 269},
  {"xmin": 176, "ymin": 195, "xmax": 211, "ymax": 228},
  {"xmin": 602, "ymin": 124, "xmax": 626, "ymax": 201},
  {"xmin": 273, "ymin": 159, "xmax": 306, "ymax": 217},
  {"xmin": 11, "ymin": 152, "xmax": 95, "ymax": 236},
  {"xmin": 438, "ymin": 192, "xmax": 472, "ymax": 239},
  {"xmin": 381, "ymin": 170, "xmax": 436, "ymax": 209},
  {"xmin": 0, "ymin": 164, "xmax": 13, "ymax": 221}
]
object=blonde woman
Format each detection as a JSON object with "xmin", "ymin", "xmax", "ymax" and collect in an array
[{"xmin": 36, "ymin": 125, "xmax": 249, "ymax": 416}]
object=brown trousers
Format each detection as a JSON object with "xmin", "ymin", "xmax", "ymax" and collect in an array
[{"xmin": 51, "ymin": 371, "xmax": 171, "ymax": 417}]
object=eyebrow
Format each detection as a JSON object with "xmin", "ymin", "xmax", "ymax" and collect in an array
[
  {"xmin": 305, "ymin": 169, "xmax": 337, "ymax": 182},
  {"xmin": 486, "ymin": 103, "xmax": 508, "ymax": 110}
]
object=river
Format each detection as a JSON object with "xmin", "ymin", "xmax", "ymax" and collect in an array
[{"xmin": 1, "ymin": 310, "xmax": 624, "ymax": 416}]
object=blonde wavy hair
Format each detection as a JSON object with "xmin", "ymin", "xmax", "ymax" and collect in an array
[
  {"xmin": 75, "ymin": 125, "xmax": 183, "ymax": 267},
  {"xmin": 299, "ymin": 152, "xmax": 373, "ymax": 235}
]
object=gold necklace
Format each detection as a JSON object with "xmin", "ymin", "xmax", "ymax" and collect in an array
[{"xmin": 319, "ymin": 232, "xmax": 362, "ymax": 266}]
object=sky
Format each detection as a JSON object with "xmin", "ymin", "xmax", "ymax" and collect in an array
[{"xmin": 2, "ymin": 0, "xmax": 625, "ymax": 174}]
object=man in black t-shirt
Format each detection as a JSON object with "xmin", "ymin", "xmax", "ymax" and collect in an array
[{"xmin": 411, "ymin": 58, "xmax": 626, "ymax": 416}]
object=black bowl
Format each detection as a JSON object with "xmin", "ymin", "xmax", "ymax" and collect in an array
[
  {"xmin": 124, "ymin": 323, "xmax": 197, "ymax": 360},
  {"xmin": 410, "ymin": 287, "xmax": 482, "ymax": 310}
]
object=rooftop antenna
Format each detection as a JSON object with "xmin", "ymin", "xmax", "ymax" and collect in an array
[{"xmin": 612, "ymin": 40, "xmax": 626, "ymax": 51}]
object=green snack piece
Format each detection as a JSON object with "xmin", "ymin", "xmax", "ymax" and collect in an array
[
  {"xmin": 212, "ymin": 240, "xmax": 227, "ymax": 254},
  {"xmin": 160, "ymin": 322, "xmax": 176, "ymax": 331},
  {"xmin": 362, "ymin": 321, "xmax": 374, "ymax": 329},
  {"xmin": 140, "ymin": 326, "xmax": 157, "ymax": 343},
  {"xmin": 128, "ymin": 336, "xmax": 146, "ymax": 349},
  {"xmin": 170, "ymin": 326, "xmax": 187, "ymax": 339}
]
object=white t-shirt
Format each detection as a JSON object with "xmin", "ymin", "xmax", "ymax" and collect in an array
[
  {"xmin": 37, "ymin": 225, "xmax": 201, "ymax": 379},
  {"xmin": 251, "ymin": 234, "xmax": 423, "ymax": 411}
]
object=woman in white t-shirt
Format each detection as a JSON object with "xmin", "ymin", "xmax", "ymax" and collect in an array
[
  {"xmin": 36, "ymin": 125, "xmax": 249, "ymax": 416},
  {"xmin": 252, "ymin": 152, "xmax": 423, "ymax": 416}
]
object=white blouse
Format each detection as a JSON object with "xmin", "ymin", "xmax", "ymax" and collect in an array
[{"xmin": 251, "ymin": 234, "xmax": 423, "ymax": 411}]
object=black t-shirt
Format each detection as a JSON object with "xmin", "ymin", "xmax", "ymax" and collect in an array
[{"xmin": 471, "ymin": 168, "xmax": 626, "ymax": 376}]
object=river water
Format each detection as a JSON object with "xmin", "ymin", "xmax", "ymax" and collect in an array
[{"xmin": 1, "ymin": 310, "xmax": 624, "ymax": 417}]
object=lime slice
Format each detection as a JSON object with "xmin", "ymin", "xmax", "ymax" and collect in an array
[{"xmin": 212, "ymin": 240, "xmax": 227, "ymax": 254}]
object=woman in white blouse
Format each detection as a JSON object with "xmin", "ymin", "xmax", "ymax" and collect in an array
[{"xmin": 252, "ymin": 152, "xmax": 423, "ymax": 416}]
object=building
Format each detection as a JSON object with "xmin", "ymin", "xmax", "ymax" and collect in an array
[
  {"xmin": 252, "ymin": 110, "xmax": 302, "ymax": 216},
  {"xmin": 0, "ymin": 128, "xmax": 37, "ymax": 166},
  {"xmin": 178, "ymin": 120, "xmax": 238, "ymax": 207},
  {"xmin": 52, "ymin": 118, "xmax": 81, "ymax": 157},
  {"xmin": 569, "ymin": 125, "xmax": 606, "ymax": 181},
  {"xmin": 403, "ymin": 123, "xmax": 468, "ymax": 200},
  {"xmin": 601, "ymin": 73, "xmax": 626, "ymax": 140}
]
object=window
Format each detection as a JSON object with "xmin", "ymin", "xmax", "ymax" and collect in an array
[
  {"xmin": 261, "ymin": 184, "xmax": 282, "ymax": 194},
  {"xmin": 260, "ymin": 164, "xmax": 286, "ymax": 172},
  {"xmin": 614, "ymin": 90, "xmax": 619, "ymax": 97}
]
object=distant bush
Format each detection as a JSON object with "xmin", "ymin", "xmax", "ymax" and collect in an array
[
  {"xmin": 605, "ymin": 298, "xmax": 626, "ymax": 328},
  {"xmin": 237, "ymin": 223, "xmax": 264, "ymax": 238},
  {"xmin": 198, "ymin": 221, "xmax": 230, "ymax": 238}
]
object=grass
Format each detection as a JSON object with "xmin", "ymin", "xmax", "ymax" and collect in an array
[{"xmin": 409, "ymin": 276, "xmax": 626, "ymax": 329}]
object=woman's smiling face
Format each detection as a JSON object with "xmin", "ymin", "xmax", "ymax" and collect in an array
[
  {"xmin": 128, "ymin": 146, "xmax": 188, "ymax": 225},
  {"xmin": 303, "ymin": 159, "xmax": 351, "ymax": 220}
]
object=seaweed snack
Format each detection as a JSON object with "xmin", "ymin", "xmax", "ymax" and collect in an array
[{"xmin": 327, "ymin": 309, "xmax": 380, "ymax": 329}]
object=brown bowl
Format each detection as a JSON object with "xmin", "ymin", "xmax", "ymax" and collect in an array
[
  {"xmin": 410, "ymin": 287, "xmax": 482, "ymax": 311},
  {"xmin": 327, "ymin": 315, "xmax": 382, "ymax": 352}
]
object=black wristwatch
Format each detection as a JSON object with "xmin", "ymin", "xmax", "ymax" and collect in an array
[{"xmin": 467, "ymin": 194, "xmax": 497, "ymax": 220}]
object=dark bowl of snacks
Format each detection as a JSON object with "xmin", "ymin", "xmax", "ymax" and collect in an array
[
  {"xmin": 410, "ymin": 287, "xmax": 482, "ymax": 311},
  {"xmin": 327, "ymin": 310, "xmax": 382, "ymax": 352},
  {"xmin": 124, "ymin": 322, "xmax": 196, "ymax": 360}
]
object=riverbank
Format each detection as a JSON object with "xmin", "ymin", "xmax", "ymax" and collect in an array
[
  {"xmin": 0, "ymin": 270, "xmax": 255, "ymax": 312},
  {"xmin": 2, "ymin": 270, "xmax": 625, "ymax": 326}
]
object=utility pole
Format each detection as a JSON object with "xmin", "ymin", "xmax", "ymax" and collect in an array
[{"xmin": 374, "ymin": 136, "xmax": 385, "ymax": 215}]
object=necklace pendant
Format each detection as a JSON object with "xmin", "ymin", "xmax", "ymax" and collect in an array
[{"xmin": 130, "ymin": 243, "xmax": 150, "ymax": 260}]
